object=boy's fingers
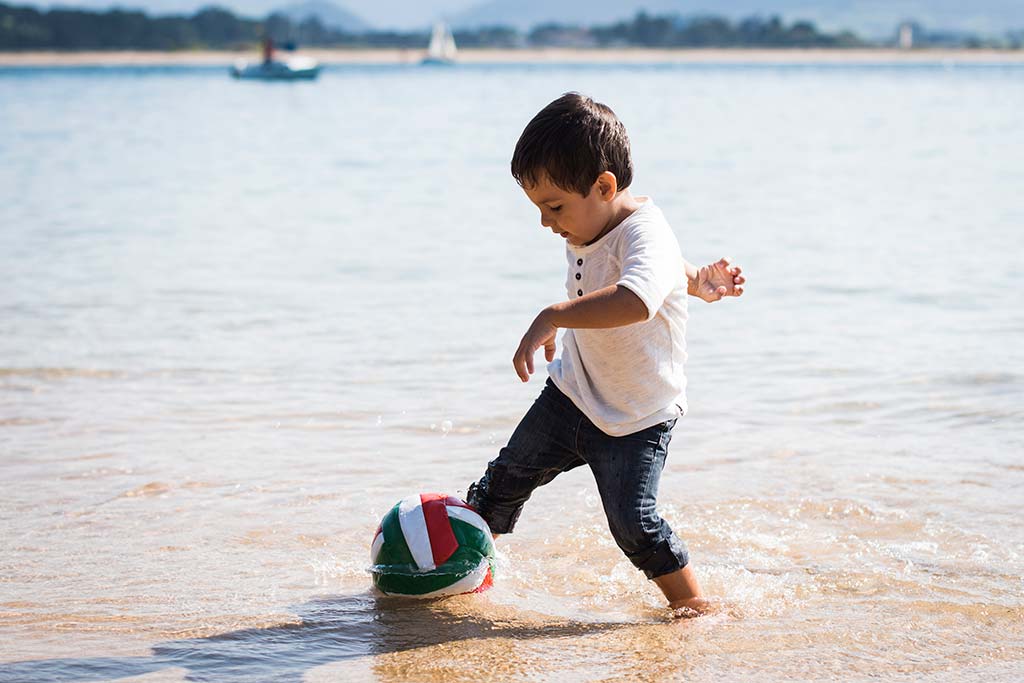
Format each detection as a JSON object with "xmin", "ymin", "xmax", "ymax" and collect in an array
[
  {"xmin": 514, "ymin": 359, "xmax": 528, "ymax": 382},
  {"xmin": 734, "ymin": 275, "xmax": 746, "ymax": 285},
  {"xmin": 734, "ymin": 285, "xmax": 744, "ymax": 297},
  {"xmin": 544, "ymin": 341, "xmax": 556, "ymax": 362},
  {"xmin": 512, "ymin": 345, "xmax": 527, "ymax": 382},
  {"xmin": 719, "ymin": 256, "xmax": 732, "ymax": 267}
]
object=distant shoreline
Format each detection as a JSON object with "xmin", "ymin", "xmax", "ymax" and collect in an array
[{"xmin": 2, "ymin": 48, "xmax": 1023, "ymax": 67}]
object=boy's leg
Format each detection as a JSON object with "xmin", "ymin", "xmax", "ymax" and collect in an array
[
  {"xmin": 467, "ymin": 379, "xmax": 585, "ymax": 535},
  {"xmin": 652, "ymin": 565, "xmax": 708, "ymax": 615},
  {"xmin": 583, "ymin": 419, "xmax": 708, "ymax": 613}
]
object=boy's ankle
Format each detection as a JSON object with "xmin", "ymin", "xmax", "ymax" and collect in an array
[
  {"xmin": 652, "ymin": 564, "xmax": 704, "ymax": 608},
  {"xmin": 668, "ymin": 597, "xmax": 714, "ymax": 618}
]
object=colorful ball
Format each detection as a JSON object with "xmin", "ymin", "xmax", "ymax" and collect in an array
[{"xmin": 370, "ymin": 493, "xmax": 495, "ymax": 598}]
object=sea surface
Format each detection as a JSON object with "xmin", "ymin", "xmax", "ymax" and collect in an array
[{"xmin": 1, "ymin": 60, "xmax": 1022, "ymax": 682}]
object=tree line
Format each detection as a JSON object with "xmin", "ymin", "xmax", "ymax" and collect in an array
[
  {"xmin": 0, "ymin": 2, "xmax": 897, "ymax": 51},
  {"xmin": 1, "ymin": 5, "xmax": 262, "ymax": 50}
]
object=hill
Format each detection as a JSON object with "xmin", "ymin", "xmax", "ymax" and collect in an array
[{"xmin": 274, "ymin": 1, "xmax": 371, "ymax": 32}]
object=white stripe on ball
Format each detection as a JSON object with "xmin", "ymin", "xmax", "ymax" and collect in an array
[
  {"xmin": 398, "ymin": 495, "xmax": 435, "ymax": 571},
  {"xmin": 370, "ymin": 529, "xmax": 385, "ymax": 564},
  {"xmin": 413, "ymin": 557, "xmax": 491, "ymax": 599},
  {"xmin": 445, "ymin": 505, "xmax": 493, "ymax": 541}
]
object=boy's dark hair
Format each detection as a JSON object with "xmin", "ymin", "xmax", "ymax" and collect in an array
[{"xmin": 511, "ymin": 92, "xmax": 633, "ymax": 197}]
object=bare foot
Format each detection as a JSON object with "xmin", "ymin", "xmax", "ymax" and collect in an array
[
  {"xmin": 654, "ymin": 565, "xmax": 707, "ymax": 616},
  {"xmin": 668, "ymin": 597, "xmax": 716, "ymax": 619}
]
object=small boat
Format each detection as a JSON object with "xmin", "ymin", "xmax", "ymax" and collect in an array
[
  {"xmin": 231, "ymin": 56, "xmax": 321, "ymax": 80},
  {"xmin": 421, "ymin": 21, "xmax": 457, "ymax": 66}
]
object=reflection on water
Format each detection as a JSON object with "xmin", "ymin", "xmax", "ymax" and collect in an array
[
  {"xmin": 1, "ymin": 62, "xmax": 1023, "ymax": 681},
  {"xmin": 0, "ymin": 595, "xmax": 633, "ymax": 682}
]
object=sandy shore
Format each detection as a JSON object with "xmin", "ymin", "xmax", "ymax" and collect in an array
[{"xmin": 1, "ymin": 47, "xmax": 1023, "ymax": 67}]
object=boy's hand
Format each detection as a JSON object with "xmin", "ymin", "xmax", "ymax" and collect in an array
[
  {"xmin": 513, "ymin": 311, "xmax": 558, "ymax": 382},
  {"xmin": 691, "ymin": 257, "xmax": 745, "ymax": 302}
]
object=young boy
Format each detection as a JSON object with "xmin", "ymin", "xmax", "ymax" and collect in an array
[{"xmin": 466, "ymin": 92, "xmax": 745, "ymax": 617}]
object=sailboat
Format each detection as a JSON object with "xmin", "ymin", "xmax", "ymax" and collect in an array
[
  {"xmin": 421, "ymin": 21, "xmax": 457, "ymax": 66},
  {"xmin": 231, "ymin": 55, "xmax": 320, "ymax": 80},
  {"xmin": 231, "ymin": 37, "xmax": 320, "ymax": 80}
]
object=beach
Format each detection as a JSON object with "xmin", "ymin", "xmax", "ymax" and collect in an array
[
  {"xmin": 2, "ymin": 58, "xmax": 1023, "ymax": 681},
  {"xmin": 2, "ymin": 47, "xmax": 1024, "ymax": 66}
]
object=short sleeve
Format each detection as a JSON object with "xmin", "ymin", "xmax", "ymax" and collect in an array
[{"xmin": 615, "ymin": 220, "xmax": 683, "ymax": 321}]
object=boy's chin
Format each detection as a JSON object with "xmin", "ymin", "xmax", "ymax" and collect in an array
[{"xmin": 563, "ymin": 228, "xmax": 603, "ymax": 246}]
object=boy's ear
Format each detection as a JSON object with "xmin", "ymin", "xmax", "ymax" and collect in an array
[{"xmin": 595, "ymin": 171, "xmax": 618, "ymax": 201}]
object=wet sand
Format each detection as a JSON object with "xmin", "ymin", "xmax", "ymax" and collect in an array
[{"xmin": 1, "ymin": 47, "xmax": 1023, "ymax": 67}]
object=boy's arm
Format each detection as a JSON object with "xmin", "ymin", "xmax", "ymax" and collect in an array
[
  {"xmin": 687, "ymin": 257, "xmax": 745, "ymax": 302},
  {"xmin": 512, "ymin": 285, "xmax": 646, "ymax": 382}
]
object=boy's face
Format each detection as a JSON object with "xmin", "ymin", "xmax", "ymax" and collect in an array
[{"xmin": 522, "ymin": 173, "xmax": 615, "ymax": 247}]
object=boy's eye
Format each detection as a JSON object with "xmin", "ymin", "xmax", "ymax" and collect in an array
[{"xmin": 550, "ymin": 205, "xmax": 562, "ymax": 212}]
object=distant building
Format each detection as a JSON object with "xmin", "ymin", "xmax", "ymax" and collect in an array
[{"xmin": 898, "ymin": 22, "xmax": 914, "ymax": 49}]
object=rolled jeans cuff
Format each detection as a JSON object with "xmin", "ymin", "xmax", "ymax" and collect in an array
[
  {"xmin": 466, "ymin": 480, "xmax": 522, "ymax": 535},
  {"xmin": 629, "ymin": 533, "xmax": 690, "ymax": 580},
  {"xmin": 479, "ymin": 503, "xmax": 522, "ymax": 535}
]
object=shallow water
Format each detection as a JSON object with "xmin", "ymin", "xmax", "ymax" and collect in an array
[{"xmin": 1, "ymin": 61, "xmax": 1023, "ymax": 682}]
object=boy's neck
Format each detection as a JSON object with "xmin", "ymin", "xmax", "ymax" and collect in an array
[{"xmin": 587, "ymin": 189, "xmax": 642, "ymax": 246}]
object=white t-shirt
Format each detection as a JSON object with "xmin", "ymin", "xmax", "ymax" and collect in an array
[{"xmin": 547, "ymin": 197, "xmax": 688, "ymax": 437}]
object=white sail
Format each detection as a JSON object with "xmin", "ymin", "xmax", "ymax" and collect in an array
[{"xmin": 426, "ymin": 21, "xmax": 457, "ymax": 62}]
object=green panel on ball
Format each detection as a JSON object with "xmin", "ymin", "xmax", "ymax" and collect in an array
[
  {"xmin": 375, "ymin": 503, "xmax": 415, "ymax": 567},
  {"xmin": 448, "ymin": 517, "xmax": 494, "ymax": 560},
  {"xmin": 372, "ymin": 562, "xmax": 477, "ymax": 595},
  {"xmin": 440, "ymin": 544, "xmax": 488, "ymax": 573}
]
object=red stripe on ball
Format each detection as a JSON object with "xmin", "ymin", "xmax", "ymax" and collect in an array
[{"xmin": 420, "ymin": 492, "xmax": 458, "ymax": 567}]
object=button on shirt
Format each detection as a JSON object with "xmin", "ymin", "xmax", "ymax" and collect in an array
[{"xmin": 548, "ymin": 197, "xmax": 688, "ymax": 437}]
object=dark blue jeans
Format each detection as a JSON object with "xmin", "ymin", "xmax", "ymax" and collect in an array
[{"xmin": 467, "ymin": 379, "xmax": 689, "ymax": 579}]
